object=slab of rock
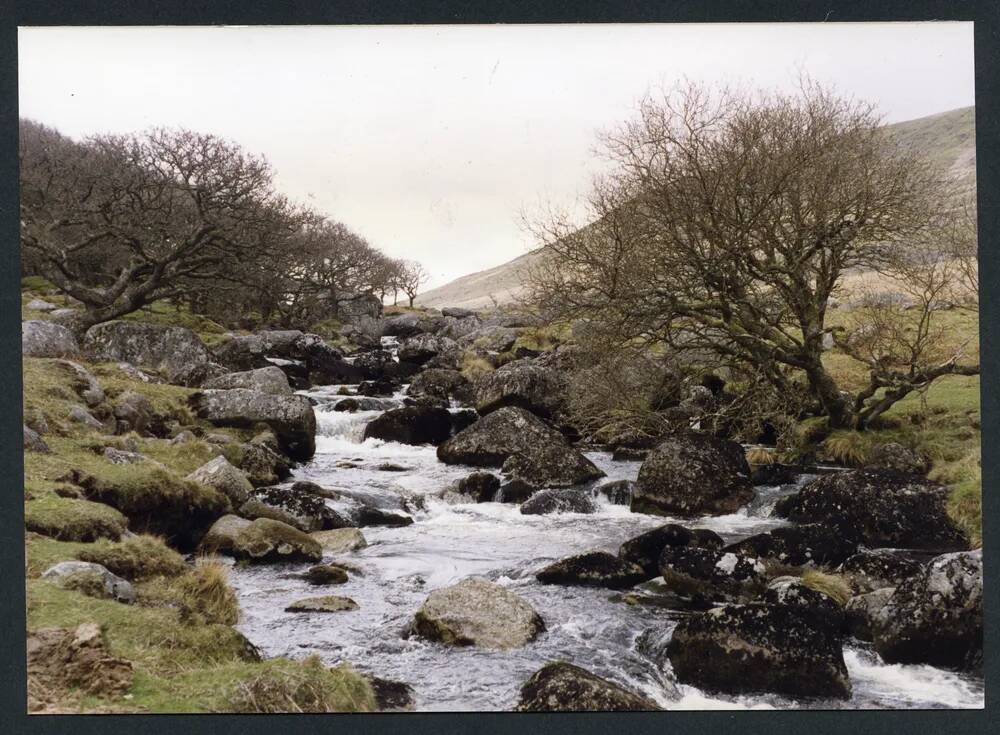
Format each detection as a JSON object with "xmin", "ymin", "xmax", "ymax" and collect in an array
[
  {"xmin": 285, "ymin": 595, "xmax": 358, "ymax": 613},
  {"xmin": 438, "ymin": 406, "xmax": 603, "ymax": 487},
  {"xmin": 536, "ymin": 551, "xmax": 647, "ymax": 590},
  {"xmin": 231, "ymin": 518, "xmax": 323, "ymax": 564},
  {"xmin": 632, "ymin": 434, "xmax": 753, "ymax": 517},
  {"xmin": 239, "ymin": 486, "xmax": 348, "ymax": 533},
  {"xmin": 42, "ymin": 561, "xmax": 136, "ymax": 604},
  {"xmin": 412, "ymin": 577, "xmax": 545, "ymax": 649},
  {"xmin": 845, "ymin": 587, "xmax": 895, "ymax": 642},
  {"xmin": 310, "ymin": 528, "xmax": 367, "ymax": 553},
  {"xmin": 202, "ymin": 366, "xmax": 293, "ymax": 395},
  {"xmin": 189, "ymin": 389, "xmax": 316, "ymax": 461},
  {"xmin": 659, "ymin": 547, "xmax": 767, "ymax": 602},
  {"xmin": 516, "ymin": 662, "xmax": 659, "ymax": 712},
  {"xmin": 24, "ymin": 425, "xmax": 50, "ymax": 453},
  {"xmin": 112, "ymin": 390, "xmax": 153, "ymax": 434},
  {"xmin": 520, "ymin": 488, "xmax": 598, "ymax": 515},
  {"xmin": 187, "ymin": 456, "xmax": 253, "ymax": 507},
  {"xmin": 838, "ymin": 551, "xmax": 923, "ymax": 594},
  {"xmin": 23, "ymin": 319, "xmax": 79, "ymax": 357},
  {"xmin": 303, "ymin": 564, "xmax": 349, "ymax": 585},
  {"xmin": 199, "ymin": 514, "xmax": 252, "ymax": 554},
  {"xmin": 398, "ymin": 334, "xmax": 457, "ymax": 365},
  {"xmin": 872, "ymin": 550, "xmax": 982, "ymax": 670},
  {"xmin": 667, "ymin": 602, "xmax": 851, "ymax": 699},
  {"xmin": 774, "ymin": 469, "xmax": 968, "ymax": 551},
  {"xmin": 723, "ymin": 523, "xmax": 859, "ymax": 568},
  {"xmin": 455, "ymin": 472, "xmax": 501, "ymax": 502},
  {"xmin": 362, "ymin": 405, "xmax": 454, "ymax": 446},
  {"xmin": 474, "ymin": 359, "xmax": 566, "ymax": 420},
  {"xmin": 406, "ymin": 368, "xmax": 473, "ymax": 404},
  {"xmin": 68, "ymin": 405, "xmax": 105, "ymax": 430},
  {"xmin": 762, "ymin": 577, "xmax": 845, "ymax": 633},
  {"xmin": 83, "ymin": 321, "xmax": 212, "ymax": 386},
  {"xmin": 619, "ymin": 523, "xmax": 724, "ymax": 578}
]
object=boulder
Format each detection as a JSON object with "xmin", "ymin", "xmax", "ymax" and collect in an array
[
  {"xmin": 368, "ymin": 676, "xmax": 416, "ymax": 712},
  {"xmin": 53, "ymin": 359, "xmax": 106, "ymax": 407},
  {"xmin": 762, "ymin": 576, "xmax": 845, "ymax": 633},
  {"xmin": 723, "ymin": 523, "xmax": 859, "ymax": 568},
  {"xmin": 382, "ymin": 312, "xmax": 425, "ymax": 338},
  {"xmin": 865, "ymin": 442, "xmax": 928, "ymax": 475},
  {"xmin": 239, "ymin": 485, "xmax": 347, "ymax": 532},
  {"xmin": 438, "ymin": 315, "xmax": 482, "ymax": 340},
  {"xmin": 310, "ymin": 528, "xmax": 367, "ymax": 553},
  {"xmin": 202, "ymin": 366, "xmax": 293, "ymax": 395},
  {"xmin": 102, "ymin": 448, "xmax": 153, "ymax": 466},
  {"xmin": 189, "ymin": 389, "xmax": 316, "ymax": 461},
  {"xmin": 112, "ymin": 390, "xmax": 154, "ymax": 435},
  {"xmin": 397, "ymin": 334, "xmax": 457, "ymax": 366},
  {"xmin": 497, "ymin": 479, "xmax": 539, "ymax": 503},
  {"xmin": 516, "ymin": 662, "xmax": 658, "ymax": 712},
  {"xmin": 520, "ymin": 488, "xmax": 597, "ymax": 515},
  {"xmin": 238, "ymin": 439, "xmax": 292, "ymax": 486},
  {"xmin": 659, "ymin": 547, "xmax": 767, "ymax": 602},
  {"xmin": 596, "ymin": 479, "xmax": 634, "ymax": 505},
  {"xmin": 303, "ymin": 564, "xmax": 349, "ymax": 585},
  {"xmin": 667, "ymin": 602, "xmax": 852, "ymax": 699},
  {"xmin": 42, "ymin": 561, "xmax": 136, "ymax": 604},
  {"xmin": 27, "ymin": 298, "xmax": 56, "ymax": 312},
  {"xmin": 83, "ymin": 321, "xmax": 211, "ymax": 386},
  {"xmin": 474, "ymin": 360, "xmax": 566, "ymax": 420},
  {"xmin": 285, "ymin": 595, "xmax": 358, "ymax": 613},
  {"xmin": 412, "ymin": 577, "xmax": 545, "ymax": 649},
  {"xmin": 22, "ymin": 319, "xmax": 79, "ymax": 357},
  {"xmin": 231, "ymin": 518, "xmax": 323, "ymax": 564},
  {"xmin": 872, "ymin": 550, "xmax": 982, "ymax": 670},
  {"xmin": 362, "ymin": 405, "xmax": 454, "ymax": 445},
  {"xmin": 773, "ymin": 469, "xmax": 968, "ymax": 551},
  {"xmin": 619, "ymin": 524, "xmax": 724, "ymax": 578},
  {"xmin": 455, "ymin": 472, "xmax": 500, "ymax": 502},
  {"xmin": 536, "ymin": 551, "xmax": 647, "ymax": 590},
  {"xmin": 406, "ymin": 368, "xmax": 474, "ymax": 404},
  {"xmin": 632, "ymin": 434, "xmax": 753, "ymax": 517},
  {"xmin": 461, "ymin": 325, "xmax": 519, "ymax": 353},
  {"xmin": 68, "ymin": 405, "xmax": 105, "ymax": 430},
  {"xmin": 442, "ymin": 307, "xmax": 476, "ymax": 319},
  {"xmin": 199, "ymin": 514, "xmax": 252, "ymax": 554},
  {"xmin": 844, "ymin": 587, "xmax": 895, "ymax": 642},
  {"xmin": 437, "ymin": 407, "xmax": 603, "ymax": 487},
  {"xmin": 212, "ymin": 334, "xmax": 269, "ymax": 371},
  {"xmin": 187, "ymin": 456, "xmax": 253, "ymax": 507},
  {"xmin": 838, "ymin": 551, "xmax": 923, "ymax": 594},
  {"xmin": 24, "ymin": 425, "xmax": 50, "ymax": 453}
]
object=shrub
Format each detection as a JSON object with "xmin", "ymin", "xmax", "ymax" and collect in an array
[
  {"xmin": 226, "ymin": 656, "xmax": 375, "ymax": 713},
  {"xmin": 801, "ymin": 569, "xmax": 852, "ymax": 607},
  {"xmin": 77, "ymin": 534, "xmax": 187, "ymax": 581},
  {"xmin": 175, "ymin": 558, "xmax": 240, "ymax": 626}
]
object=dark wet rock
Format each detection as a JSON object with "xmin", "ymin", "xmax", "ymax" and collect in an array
[
  {"xmin": 773, "ymin": 469, "xmax": 968, "ymax": 551},
  {"xmin": 844, "ymin": 587, "xmax": 895, "ymax": 642},
  {"xmin": 212, "ymin": 335, "xmax": 269, "ymax": 371},
  {"xmin": 303, "ymin": 564, "xmax": 349, "ymax": 585},
  {"xmin": 83, "ymin": 321, "xmax": 213, "ymax": 386},
  {"xmin": 189, "ymin": 389, "xmax": 316, "ymax": 461},
  {"xmin": 240, "ymin": 485, "xmax": 347, "ymax": 532},
  {"xmin": 516, "ymin": 662, "xmax": 659, "ymax": 712},
  {"xmin": 237, "ymin": 438, "xmax": 292, "ymax": 487},
  {"xmin": 368, "ymin": 676, "xmax": 416, "ymax": 712},
  {"xmin": 865, "ymin": 442, "xmax": 928, "ymax": 476},
  {"xmin": 751, "ymin": 463, "xmax": 800, "ymax": 486},
  {"xmin": 198, "ymin": 514, "xmax": 252, "ymax": 555},
  {"xmin": 596, "ymin": 479, "xmax": 634, "ymax": 505},
  {"xmin": 762, "ymin": 576, "xmax": 845, "ymax": 633},
  {"xmin": 631, "ymin": 434, "xmax": 753, "ymax": 517},
  {"xmin": 496, "ymin": 479, "xmax": 539, "ymax": 503},
  {"xmin": 619, "ymin": 524, "xmax": 724, "ymax": 578},
  {"xmin": 838, "ymin": 551, "xmax": 924, "ymax": 594},
  {"xmin": 42, "ymin": 561, "xmax": 136, "ymax": 604},
  {"xmin": 231, "ymin": 518, "xmax": 323, "ymax": 563},
  {"xmin": 353, "ymin": 506, "xmax": 413, "ymax": 528},
  {"xmin": 872, "ymin": 550, "xmax": 982, "ymax": 670},
  {"xmin": 450, "ymin": 409, "xmax": 478, "ymax": 434},
  {"xmin": 659, "ymin": 546, "xmax": 767, "ymax": 602},
  {"xmin": 612, "ymin": 447, "xmax": 651, "ymax": 462},
  {"xmin": 24, "ymin": 425, "xmax": 50, "ymax": 453},
  {"xmin": 438, "ymin": 407, "xmax": 603, "ymax": 487},
  {"xmin": 474, "ymin": 359, "xmax": 566, "ymax": 420},
  {"xmin": 362, "ymin": 405, "xmax": 453, "ymax": 445},
  {"xmin": 285, "ymin": 595, "xmax": 358, "ymax": 613},
  {"xmin": 537, "ymin": 551, "xmax": 647, "ymax": 590},
  {"xmin": 456, "ymin": 472, "xmax": 500, "ymax": 502},
  {"xmin": 406, "ymin": 368, "xmax": 474, "ymax": 404},
  {"xmin": 202, "ymin": 366, "xmax": 293, "ymax": 395},
  {"xmin": 22, "ymin": 319, "xmax": 80, "ymax": 357},
  {"xmin": 520, "ymin": 488, "xmax": 598, "ymax": 515},
  {"xmin": 334, "ymin": 398, "xmax": 360, "ymax": 413},
  {"xmin": 377, "ymin": 462, "xmax": 410, "ymax": 472},
  {"xmin": 412, "ymin": 577, "xmax": 545, "ymax": 649},
  {"xmin": 357, "ymin": 378, "xmax": 397, "ymax": 397},
  {"xmin": 186, "ymin": 456, "xmax": 253, "ymax": 507},
  {"xmin": 723, "ymin": 523, "xmax": 859, "ymax": 568},
  {"xmin": 667, "ymin": 602, "xmax": 852, "ymax": 699}
]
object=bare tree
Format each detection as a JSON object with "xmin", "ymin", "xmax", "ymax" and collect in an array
[
  {"xmin": 398, "ymin": 260, "xmax": 429, "ymax": 307},
  {"xmin": 526, "ymin": 81, "xmax": 974, "ymax": 429},
  {"xmin": 20, "ymin": 121, "xmax": 303, "ymax": 333}
]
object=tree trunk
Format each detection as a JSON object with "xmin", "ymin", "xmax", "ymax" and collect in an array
[
  {"xmin": 408, "ymin": 295, "xmax": 415, "ymax": 307},
  {"xmin": 805, "ymin": 362, "xmax": 855, "ymax": 429}
]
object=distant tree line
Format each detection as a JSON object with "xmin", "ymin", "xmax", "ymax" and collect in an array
[
  {"xmin": 19, "ymin": 119, "xmax": 429, "ymax": 332},
  {"xmin": 527, "ymin": 81, "xmax": 979, "ymax": 432}
]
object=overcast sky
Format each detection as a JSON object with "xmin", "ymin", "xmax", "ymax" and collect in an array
[{"xmin": 19, "ymin": 23, "xmax": 975, "ymax": 289}]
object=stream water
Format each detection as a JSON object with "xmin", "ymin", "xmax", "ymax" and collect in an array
[{"xmin": 228, "ymin": 347, "xmax": 985, "ymax": 712}]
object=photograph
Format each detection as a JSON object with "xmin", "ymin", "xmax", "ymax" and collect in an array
[{"xmin": 17, "ymin": 21, "xmax": 984, "ymax": 714}]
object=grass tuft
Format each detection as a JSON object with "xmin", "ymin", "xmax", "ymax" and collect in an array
[
  {"xmin": 801, "ymin": 569, "xmax": 853, "ymax": 607},
  {"xmin": 77, "ymin": 534, "xmax": 187, "ymax": 581},
  {"xmin": 175, "ymin": 558, "xmax": 240, "ymax": 626},
  {"xmin": 225, "ymin": 655, "xmax": 375, "ymax": 713}
]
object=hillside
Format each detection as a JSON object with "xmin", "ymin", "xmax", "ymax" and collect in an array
[{"xmin": 418, "ymin": 106, "xmax": 976, "ymax": 310}]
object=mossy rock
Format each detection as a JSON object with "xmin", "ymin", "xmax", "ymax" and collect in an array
[
  {"xmin": 231, "ymin": 519, "xmax": 322, "ymax": 564},
  {"xmin": 25, "ymin": 495, "xmax": 127, "ymax": 542},
  {"xmin": 76, "ymin": 535, "xmax": 187, "ymax": 581}
]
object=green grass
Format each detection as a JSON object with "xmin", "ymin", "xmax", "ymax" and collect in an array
[
  {"xmin": 24, "ymin": 493, "xmax": 127, "ymax": 542},
  {"xmin": 76, "ymin": 534, "xmax": 187, "ymax": 581}
]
